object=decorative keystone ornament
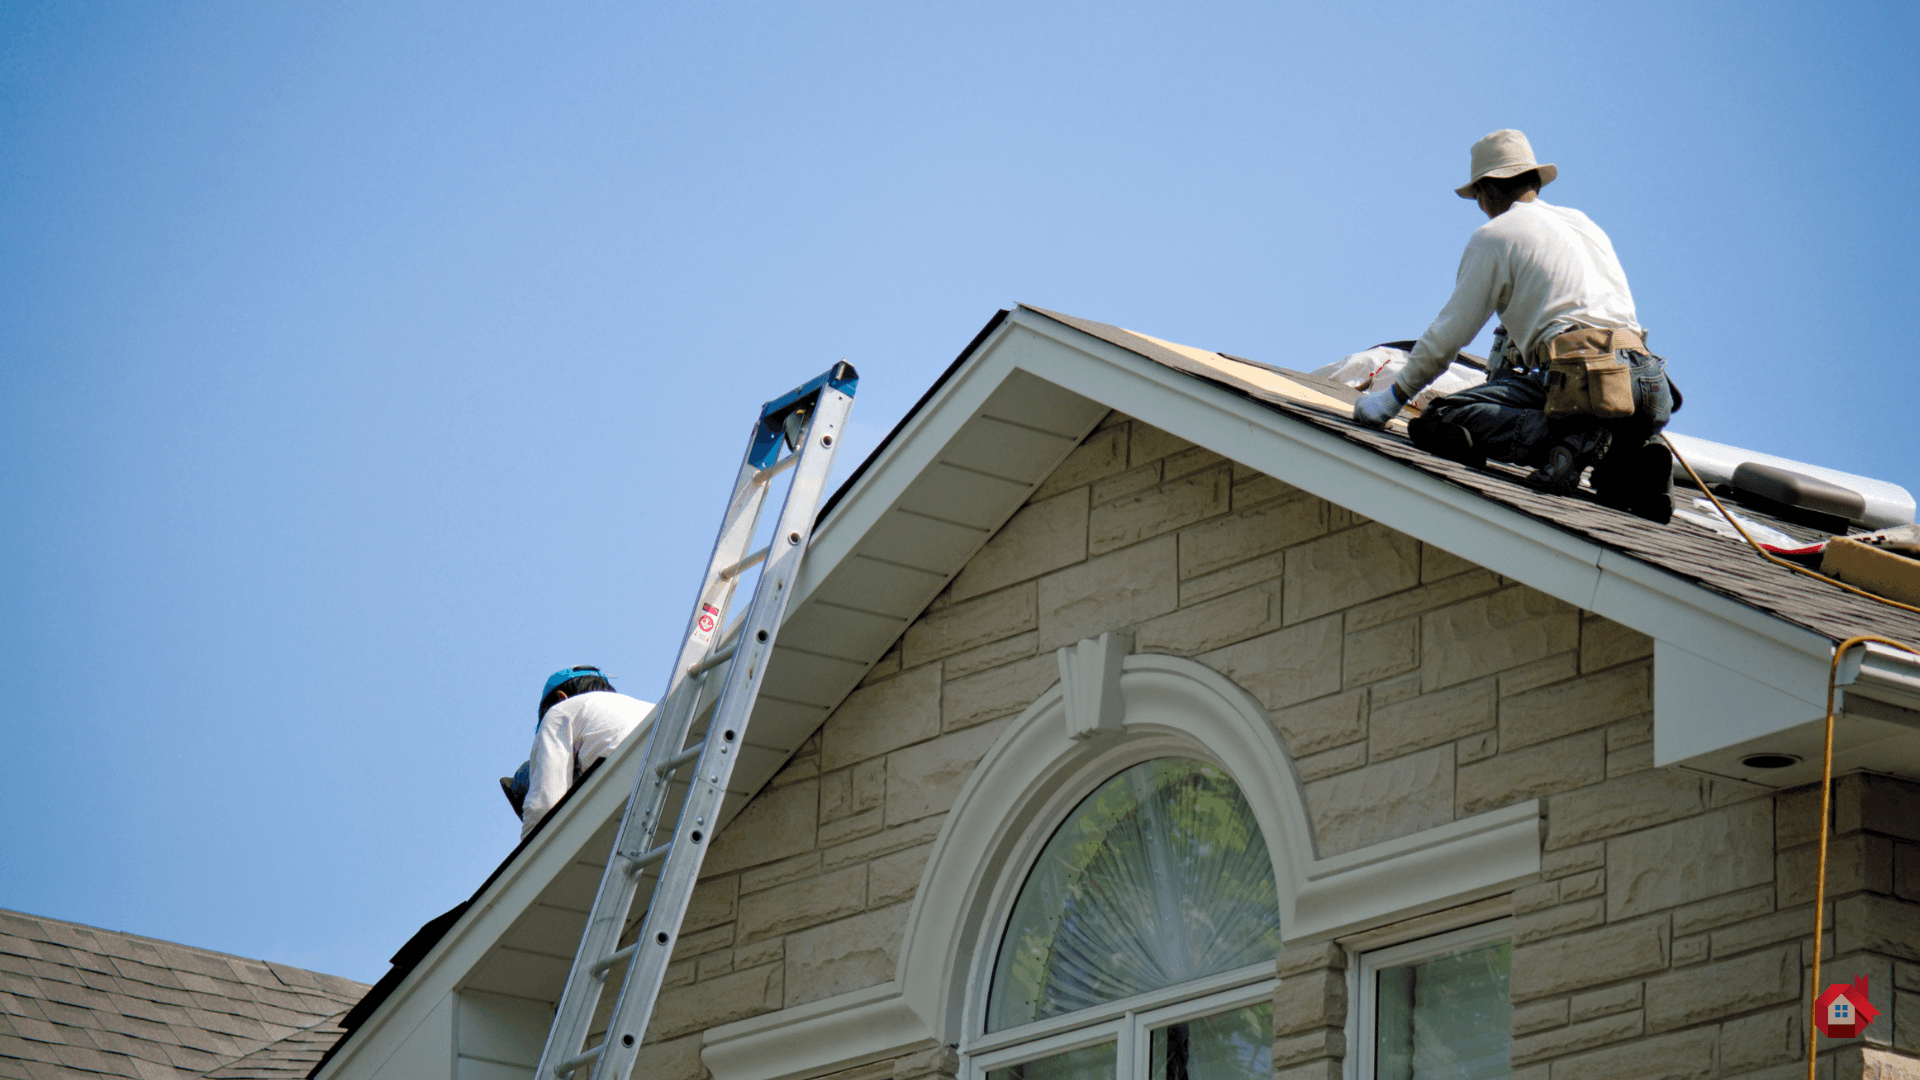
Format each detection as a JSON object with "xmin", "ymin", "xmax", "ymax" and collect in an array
[{"xmin": 1814, "ymin": 975, "xmax": 1880, "ymax": 1038}]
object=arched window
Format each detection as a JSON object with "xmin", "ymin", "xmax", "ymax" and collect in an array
[{"xmin": 971, "ymin": 759, "xmax": 1280, "ymax": 1080}]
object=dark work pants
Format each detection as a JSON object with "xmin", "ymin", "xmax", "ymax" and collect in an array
[{"xmin": 1424, "ymin": 351, "xmax": 1673, "ymax": 466}]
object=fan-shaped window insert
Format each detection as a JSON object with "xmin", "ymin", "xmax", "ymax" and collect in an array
[{"xmin": 986, "ymin": 759, "xmax": 1282, "ymax": 1033}]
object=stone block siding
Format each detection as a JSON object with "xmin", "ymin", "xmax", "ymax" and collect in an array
[
  {"xmin": 633, "ymin": 413, "xmax": 1920, "ymax": 1079},
  {"xmin": 1504, "ymin": 771, "xmax": 1920, "ymax": 1079}
]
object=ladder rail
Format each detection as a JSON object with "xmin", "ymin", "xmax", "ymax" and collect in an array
[
  {"xmin": 585, "ymin": 378, "xmax": 853, "ymax": 1080},
  {"xmin": 532, "ymin": 457, "xmax": 770, "ymax": 1073},
  {"xmin": 530, "ymin": 363, "xmax": 856, "ymax": 1080}
]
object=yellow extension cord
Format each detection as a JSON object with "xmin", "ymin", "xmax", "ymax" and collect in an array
[{"xmin": 1656, "ymin": 436, "xmax": 1919, "ymax": 1076}]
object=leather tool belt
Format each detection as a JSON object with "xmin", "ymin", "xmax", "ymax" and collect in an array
[{"xmin": 1533, "ymin": 326, "xmax": 1646, "ymax": 419}]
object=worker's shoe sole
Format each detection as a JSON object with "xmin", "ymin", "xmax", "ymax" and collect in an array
[
  {"xmin": 1593, "ymin": 441, "xmax": 1675, "ymax": 524},
  {"xmin": 1407, "ymin": 414, "xmax": 1485, "ymax": 469},
  {"xmin": 1530, "ymin": 429, "xmax": 1612, "ymax": 497}
]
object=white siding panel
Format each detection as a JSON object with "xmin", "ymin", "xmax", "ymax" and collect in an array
[
  {"xmin": 457, "ymin": 1062, "xmax": 534, "ymax": 1080},
  {"xmin": 857, "ymin": 510, "xmax": 989, "ymax": 574},
  {"xmin": 761, "ymin": 646, "xmax": 868, "ymax": 708},
  {"xmin": 978, "ymin": 369, "xmax": 1107, "ymax": 437},
  {"xmin": 736, "ymin": 696, "xmax": 830, "ymax": 753},
  {"xmin": 463, "ymin": 945, "xmax": 573, "ymax": 1001},
  {"xmin": 813, "ymin": 556, "xmax": 945, "ymax": 620},
  {"xmin": 367, "ymin": 992, "xmax": 453, "ymax": 1080},
  {"xmin": 780, "ymin": 600, "xmax": 907, "ymax": 664},
  {"xmin": 939, "ymin": 418, "xmax": 1075, "ymax": 485},
  {"xmin": 456, "ymin": 990, "xmax": 547, "ymax": 1077},
  {"xmin": 893, "ymin": 463, "xmax": 1031, "ymax": 530},
  {"xmin": 496, "ymin": 901, "xmax": 592, "ymax": 958}
]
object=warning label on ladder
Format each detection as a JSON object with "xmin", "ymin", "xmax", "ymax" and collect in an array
[{"xmin": 690, "ymin": 603, "xmax": 721, "ymax": 649}]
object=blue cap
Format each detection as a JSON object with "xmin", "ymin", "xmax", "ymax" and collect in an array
[{"xmin": 542, "ymin": 665, "xmax": 607, "ymax": 703}]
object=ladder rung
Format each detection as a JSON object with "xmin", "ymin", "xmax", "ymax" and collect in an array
[
  {"xmin": 752, "ymin": 452, "xmax": 799, "ymax": 486},
  {"xmin": 656, "ymin": 741, "xmax": 707, "ymax": 776},
  {"xmin": 624, "ymin": 842, "xmax": 672, "ymax": 876},
  {"xmin": 688, "ymin": 643, "xmax": 737, "ymax": 677},
  {"xmin": 555, "ymin": 1045, "xmax": 602, "ymax": 1077},
  {"xmin": 590, "ymin": 944, "xmax": 637, "ymax": 979},
  {"xmin": 717, "ymin": 546, "xmax": 769, "ymax": 582}
]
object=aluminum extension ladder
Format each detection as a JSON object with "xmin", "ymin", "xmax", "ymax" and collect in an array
[{"xmin": 533, "ymin": 362, "xmax": 858, "ymax": 1080}]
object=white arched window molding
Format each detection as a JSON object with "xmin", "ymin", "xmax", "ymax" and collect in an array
[{"xmin": 701, "ymin": 639, "xmax": 1540, "ymax": 1080}]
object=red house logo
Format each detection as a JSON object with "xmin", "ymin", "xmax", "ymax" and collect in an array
[{"xmin": 1815, "ymin": 976, "xmax": 1880, "ymax": 1038}]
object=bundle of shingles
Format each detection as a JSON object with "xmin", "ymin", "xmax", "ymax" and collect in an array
[{"xmin": 1817, "ymin": 525, "xmax": 1920, "ymax": 606}]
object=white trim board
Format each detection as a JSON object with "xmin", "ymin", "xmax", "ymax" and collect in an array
[{"xmin": 701, "ymin": 982, "xmax": 934, "ymax": 1080}]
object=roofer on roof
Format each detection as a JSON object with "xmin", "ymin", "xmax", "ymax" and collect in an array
[
  {"xmin": 503, "ymin": 666, "xmax": 653, "ymax": 839},
  {"xmin": 1351, "ymin": 129, "xmax": 1678, "ymax": 523}
]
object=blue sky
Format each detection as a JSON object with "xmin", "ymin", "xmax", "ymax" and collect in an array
[{"xmin": 2, "ymin": 2, "xmax": 1913, "ymax": 983}]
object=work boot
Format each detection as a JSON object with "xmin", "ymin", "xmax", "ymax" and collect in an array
[
  {"xmin": 1407, "ymin": 412, "xmax": 1485, "ymax": 469},
  {"xmin": 1529, "ymin": 427, "xmax": 1612, "ymax": 497},
  {"xmin": 1592, "ymin": 440, "xmax": 1674, "ymax": 524}
]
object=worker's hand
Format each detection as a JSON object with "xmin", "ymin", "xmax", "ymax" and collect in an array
[{"xmin": 1353, "ymin": 385, "xmax": 1407, "ymax": 429}]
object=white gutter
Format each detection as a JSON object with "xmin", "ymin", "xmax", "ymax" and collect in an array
[{"xmin": 1839, "ymin": 641, "xmax": 1920, "ymax": 715}]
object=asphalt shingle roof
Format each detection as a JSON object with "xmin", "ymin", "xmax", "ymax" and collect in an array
[
  {"xmin": 0, "ymin": 909, "xmax": 366, "ymax": 1080},
  {"xmin": 1027, "ymin": 306, "xmax": 1920, "ymax": 645},
  {"xmin": 203, "ymin": 1018, "xmax": 352, "ymax": 1080}
]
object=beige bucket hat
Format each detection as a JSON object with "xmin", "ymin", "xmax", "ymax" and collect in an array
[{"xmin": 1455, "ymin": 129, "xmax": 1558, "ymax": 198}]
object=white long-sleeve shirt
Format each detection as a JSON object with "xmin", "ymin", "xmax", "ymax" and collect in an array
[
  {"xmin": 1396, "ymin": 199, "xmax": 1641, "ymax": 398},
  {"xmin": 522, "ymin": 691, "xmax": 653, "ymax": 839}
]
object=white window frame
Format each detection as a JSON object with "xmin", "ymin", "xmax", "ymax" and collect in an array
[
  {"xmin": 964, "ymin": 971, "xmax": 1277, "ymax": 1080},
  {"xmin": 1348, "ymin": 917, "xmax": 1515, "ymax": 1080},
  {"xmin": 959, "ymin": 748, "xmax": 1282, "ymax": 1080}
]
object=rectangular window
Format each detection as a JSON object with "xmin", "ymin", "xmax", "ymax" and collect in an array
[
  {"xmin": 970, "ymin": 973, "xmax": 1274, "ymax": 1080},
  {"xmin": 1356, "ymin": 921, "xmax": 1513, "ymax": 1080},
  {"xmin": 987, "ymin": 1041, "xmax": 1116, "ymax": 1080},
  {"xmin": 1147, "ymin": 1001, "xmax": 1271, "ymax": 1080}
]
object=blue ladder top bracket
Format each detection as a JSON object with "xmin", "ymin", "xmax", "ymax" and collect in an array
[{"xmin": 750, "ymin": 361, "xmax": 859, "ymax": 468}]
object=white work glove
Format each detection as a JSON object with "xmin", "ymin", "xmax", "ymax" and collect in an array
[{"xmin": 1353, "ymin": 384, "xmax": 1407, "ymax": 429}]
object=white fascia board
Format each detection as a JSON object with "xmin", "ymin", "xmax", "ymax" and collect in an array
[
  {"xmin": 1591, "ymin": 549, "xmax": 1830, "ymax": 707},
  {"xmin": 1653, "ymin": 641, "xmax": 1828, "ymax": 767},
  {"xmin": 702, "ymin": 981, "xmax": 934, "ymax": 1080},
  {"xmin": 314, "ymin": 716, "xmax": 656, "ymax": 1079},
  {"xmin": 1002, "ymin": 309, "xmax": 1837, "ymax": 708}
]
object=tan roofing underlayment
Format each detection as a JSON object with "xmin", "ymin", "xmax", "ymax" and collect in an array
[
  {"xmin": 0, "ymin": 908, "xmax": 366, "ymax": 1080},
  {"xmin": 1028, "ymin": 305, "xmax": 1920, "ymax": 645}
]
